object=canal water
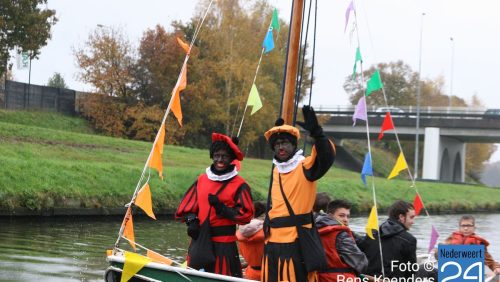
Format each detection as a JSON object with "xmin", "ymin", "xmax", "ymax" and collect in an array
[{"xmin": 0, "ymin": 213, "xmax": 498, "ymax": 281}]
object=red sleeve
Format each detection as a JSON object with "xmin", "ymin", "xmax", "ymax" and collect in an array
[
  {"xmin": 175, "ymin": 181, "xmax": 198, "ymax": 221},
  {"xmin": 230, "ymin": 183, "xmax": 254, "ymax": 224}
]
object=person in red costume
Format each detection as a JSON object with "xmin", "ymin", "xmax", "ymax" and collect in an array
[
  {"xmin": 175, "ymin": 133, "xmax": 254, "ymax": 277},
  {"xmin": 445, "ymin": 215, "xmax": 500, "ymax": 274}
]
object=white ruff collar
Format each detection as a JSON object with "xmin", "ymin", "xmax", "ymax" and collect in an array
[
  {"xmin": 273, "ymin": 149, "xmax": 305, "ymax": 174},
  {"xmin": 206, "ymin": 166, "xmax": 238, "ymax": 181}
]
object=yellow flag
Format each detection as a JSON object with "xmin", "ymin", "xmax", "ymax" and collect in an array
[
  {"xmin": 180, "ymin": 261, "xmax": 188, "ymax": 269},
  {"xmin": 387, "ymin": 152, "xmax": 408, "ymax": 179},
  {"xmin": 120, "ymin": 251, "xmax": 152, "ymax": 282},
  {"xmin": 135, "ymin": 183, "xmax": 156, "ymax": 220},
  {"xmin": 365, "ymin": 206, "xmax": 379, "ymax": 240},
  {"xmin": 122, "ymin": 207, "xmax": 136, "ymax": 250},
  {"xmin": 170, "ymin": 65, "xmax": 187, "ymax": 126},
  {"xmin": 176, "ymin": 37, "xmax": 191, "ymax": 54},
  {"xmin": 246, "ymin": 84, "xmax": 263, "ymax": 115},
  {"xmin": 148, "ymin": 123, "xmax": 165, "ymax": 179},
  {"xmin": 147, "ymin": 250, "xmax": 173, "ymax": 265}
]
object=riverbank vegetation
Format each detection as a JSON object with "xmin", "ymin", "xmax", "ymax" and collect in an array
[{"xmin": 1, "ymin": 109, "xmax": 499, "ymax": 215}]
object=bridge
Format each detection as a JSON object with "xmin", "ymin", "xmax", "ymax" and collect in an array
[{"xmin": 314, "ymin": 105, "xmax": 500, "ymax": 183}]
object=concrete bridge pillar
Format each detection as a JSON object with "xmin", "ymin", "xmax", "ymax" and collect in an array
[{"xmin": 422, "ymin": 127, "xmax": 466, "ymax": 182}]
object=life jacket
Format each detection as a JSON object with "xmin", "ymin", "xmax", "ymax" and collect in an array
[
  {"xmin": 317, "ymin": 225, "xmax": 356, "ymax": 282},
  {"xmin": 236, "ymin": 229, "xmax": 265, "ymax": 280},
  {"xmin": 448, "ymin": 231, "xmax": 490, "ymax": 246}
]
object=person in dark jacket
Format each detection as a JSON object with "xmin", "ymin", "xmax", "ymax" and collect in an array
[
  {"xmin": 316, "ymin": 199, "xmax": 368, "ymax": 282},
  {"xmin": 359, "ymin": 200, "xmax": 417, "ymax": 279}
]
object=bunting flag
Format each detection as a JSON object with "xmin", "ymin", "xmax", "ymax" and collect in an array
[
  {"xmin": 352, "ymin": 96, "xmax": 367, "ymax": 125},
  {"xmin": 176, "ymin": 37, "xmax": 190, "ymax": 54},
  {"xmin": 271, "ymin": 8, "xmax": 280, "ymax": 32},
  {"xmin": 388, "ymin": 152, "xmax": 408, "ymax": 179},
  {"xmin": 148, "ymin": 123, "xmax": 165, "ymax": 179},
  {"xmin": 344, "ymin": 0, "xmax": 355, "ymax": 32},
  {"xmin": 352, "ymin": 47, "xmax": 362, "ymax": 79},
  {"xmin": 361, "ymin": 153, "xmax": 373, "ymax": 186},
  {"xmin": 147, "ymin": 250, "xmax": 173, "ymax": 265},
  {"xmin": 171, "ymin": 65, "xmax": 187, "ymax": 126},
  {"xmin": 120, "ymin": 251, "xmax": 152, "ymax": 282},
  {"xmin": 365, "ymin": 205, "xmax": 379, "ymax": 239},
  {"xmin": 180, "ymin": 261, "xmax": 188, "ymax": 269},
  {"xmin": 246, "ymin": 84, "xmax": 263, "ymax": 115},
  {"xmin": 428, "ymin": 225, "xmax": 439, "ymax": 253},
  {"xmin": 365, "ymin": 70, "xmax": 383, "ymax": 96},
  {"xmin": 135, "ymin": 183, "xmax": 156, "ymax": 220},
  {"xmin": 122, "ymin": 207, "xmax": 136, "ymax": 250},
  {"xmin": 378, "ymin": 112, "xmax": 395, "ymax": 140},
  {"xmin": 413, "ymin": 193, "xmax": 424, "ymax": 216},
  {"xmin": 262, "ymin": 29, "xmax": 275, "ymax": 53}
]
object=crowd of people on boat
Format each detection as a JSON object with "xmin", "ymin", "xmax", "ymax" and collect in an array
[{"xmin": 175, "ymin": 106, "xmax": 500, "ymax": 282}]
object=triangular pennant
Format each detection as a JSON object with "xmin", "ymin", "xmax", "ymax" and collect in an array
[
  {"xmin": 378, "ymin": 112, "xmax": 395, "ymax": 140},
  {"xmin": 262, "ymin": 29, "xmax": 275, "ymax": 53},
  {"xmin": 361, "ymin": 153, "xmax": 373, "ymax": 186},
  {"xmin": 413, "ymin": 193, "xmax": 424, "ymax": 216},
  {"xmin": 148, "ymin": 123, "xmax": 165, "ymax": 179},
  {"xmin": 352, "ymin": 47, "xmax": 362, "ymax": 79},
  {"xmin": 147, "ymin": 250, "xmax": 173, "ymax": 265},
  {"xmin": 428, "ymin": 225, "xmax": 439, "ymax": 253},
  {"xmin": 365, "ymin": 205, "xmax": 378, "ymax": 239},
  {"xmin": 180, "ymin": 261, "xmax": 188, "ymax": 268},
  {"xmin": 246, "ymin": 84, "xmax": 263, "ymax": 115},
  {"xmin": 388, "ymin": 152, "xmax": 408, "ymax": 179},
  {"xmin": 122, "ymin": 207, "xmax": 136, "ymax": 250},
  {"xmin": 176, "ymin": 37, "xmax": 190, "ymax": 54},
  {"xmin": 344, "ymin": 0, "xmax": 355, "ymax": 33},
  {"xmin": 135, "ymin": 183, "xmax": 156, "ymax": 220},
  {"xmin": 271, "ymin": 8, "xmax": 280, "ymax": 32},
  {"xmin": 352, "ymin": 96, "xmax": 367, "ymax": 125},
  {"xmin": 171, "ymin": 65, "xmax": 187, "ymax": 126},
  {"xmin": 365, "ymin": 70, "xmax": 383, "ymax": 96},
  {"xmin": 120, "ymin": 251, "xmax": 152, "ymax": 282}
]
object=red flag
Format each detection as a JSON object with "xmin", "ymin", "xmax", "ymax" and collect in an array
[
  {"xmin": 378, "ymin": 112, "xmax": 395, "ymax": 140},
  {"xmin": 413, "ymin": 193, "xmax": 424, "ymax": 216}
]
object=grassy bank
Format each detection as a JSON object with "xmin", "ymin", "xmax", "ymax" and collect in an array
[{"xmin": 1, "ymin": 109, "xmax": 499, "ymax": 214}]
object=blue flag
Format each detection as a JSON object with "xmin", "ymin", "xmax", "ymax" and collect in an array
[
  {"xmin": 262, "ymin": 29, "xmax": 274, "ymax": 53},
  {"xmin": 361, "ymin": 153, "xmax": 373, "ymax": 185}
]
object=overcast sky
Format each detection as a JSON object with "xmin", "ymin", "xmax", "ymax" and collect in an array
[{"xmin": 9, "ymin": 0, "xmax": 500, "ymax": 160}]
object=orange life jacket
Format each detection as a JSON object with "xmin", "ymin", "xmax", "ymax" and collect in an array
[
  {"xmin": 237, "ymin": 229, "xmax": 265, "ymax": 280},
  {"xmin": 317, "ymin": 225, "xmax": 356, "ymax": 282},
  {"xmin": 448, "ymin": 231, "xmax": 490, "ymax": 246}
]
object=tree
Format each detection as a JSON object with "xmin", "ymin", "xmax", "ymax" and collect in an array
[
  {"xmin": 47, "ymin": 72, "xmax": 67, "ymax": 88},
  {"xmin": 0, "ymin": 0, "xmax": 57, "ymax": 77},
  {"xmin": 74, "ymin": 26, "xmax": 136, "ymax": 100}
]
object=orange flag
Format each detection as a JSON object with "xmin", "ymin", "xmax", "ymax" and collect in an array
[
  {"xmin": 171, "ymin": 65, "xmax": 187, "ymax": 126},
  {"xmin": 135, "ymin": 183, "xmax": 156, "ymax": 220},
  {"xmin": 147, "ymin": 250, "xmax": 173, "ymax": 265},
  {"xmin": 176, "ymin": 37, "xmax": 190, "ymax": 54},
  {"xmin": 148, "ymin": 123, "xmax": 165, "ymax": 179},
  {"xmin": 122, "ymin": 207, "xmax": 136, "ymax": 250}
]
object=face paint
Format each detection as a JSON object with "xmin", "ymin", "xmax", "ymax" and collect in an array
[
  {"xmin": 273, "ymin": 137, "xmax": 295, "ymax": 162},
  {"xmin": 212, "ymin": 149, "xmax": 232, "ymax": 172}
]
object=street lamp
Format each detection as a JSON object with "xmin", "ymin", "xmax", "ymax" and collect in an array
[
  {"xmin": 414, "ymin": 12, "xmax": 425, "ymax": 180},
  {"xmin": 449, "ymin": 37, "xmax": 454, "ymax": 109}
]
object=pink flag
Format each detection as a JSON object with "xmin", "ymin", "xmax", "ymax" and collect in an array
[
  {"xmin": 352, "ymin": 96, "xmax": 367, "ymax": 126},
  {"xmin": 344, "ymin": 0, "xmax": 355, "ymax": 32},
  {"xmin": 428, "ymin": 225, "xmax": 439, "ymax": 253}
]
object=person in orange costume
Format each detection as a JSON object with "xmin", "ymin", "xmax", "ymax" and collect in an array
[
  {"xmin": 236, "ymin": 201, "xmax": 266, "ymax": 280},
  {"xmin": 445, "ymin": 215, "xmax": 500, "ymax": 275},
  {"xmin": 261, "ymin": 106, "xmax": 336, "ymax": 282}
]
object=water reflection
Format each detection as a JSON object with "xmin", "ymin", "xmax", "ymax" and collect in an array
[{"xmin": 0, "ymin": 213, "xmax": 498, "ymax": 281}]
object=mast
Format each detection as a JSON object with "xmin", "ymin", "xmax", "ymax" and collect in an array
[{"xmin": 281, "ymin": 0, "xmax": 305, "ymax": 124}]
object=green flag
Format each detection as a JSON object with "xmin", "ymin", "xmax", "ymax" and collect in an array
[
  {"xmin": 247, "ymin": 84, "xmax": 263, "ymax": 115},
  {"xmin": 352, "ymin": 47, "xmax": 362, "ymax": 79},
  {"xmin": 365, "ymin": 70, "xmax": 383, "ymax": 96},
  {"xmin": 271, "ymin": 8, "xmax": 280, "ymax": 32}
]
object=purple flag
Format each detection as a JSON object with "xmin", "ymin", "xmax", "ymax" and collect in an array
[
  {"xmin": 344, "ymin": 0, "xmax": 354, "ymax": 32},
  {"xmin": 428, "ymin": 225, "xmax": 439, "ymax": 253},
  {"xmin": 352, "ymin": 96, "xmax": 367, "ymax": 125}
]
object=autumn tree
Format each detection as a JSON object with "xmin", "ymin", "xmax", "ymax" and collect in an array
[
  {"xmin": 0, "ymin": 0, "xmax": 57, "ymax": 77},
  {"xmin": 74, "ymin": 26, "xmax": 136, "ymax": 100},
  {"xmin": 47, "ymin": 72, "xmax": 67, "ymax": 88}
]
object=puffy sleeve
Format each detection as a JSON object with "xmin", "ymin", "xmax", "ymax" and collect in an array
[
  {"xmin": 175, "ymin": 180, "xmax": 198, "ymax": 221},
  {"xmin": 302, "ymin": 135, "xmax": 336, "ymax": 181},
  {"xmin": 218, "ymin": 183, "xmax": 254, "ymax": 225}
]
